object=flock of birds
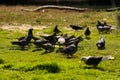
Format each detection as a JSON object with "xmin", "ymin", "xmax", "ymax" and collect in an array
[{"xmin": 11, "ymin": 21, "xmax": 115, "ymax": 68}]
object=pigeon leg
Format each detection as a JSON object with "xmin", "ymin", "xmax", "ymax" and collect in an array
[{"xmin": 21, "ymin": 46, "xmax": 25, "ymax": 50}]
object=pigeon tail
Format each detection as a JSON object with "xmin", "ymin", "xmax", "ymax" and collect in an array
[{"xmin": 102, "ymin": 55, "xmax": 115, "ymax": 61}]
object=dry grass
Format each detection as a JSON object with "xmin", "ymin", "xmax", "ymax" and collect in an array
[{"xmin": 0, "ymin": 5, "xmax": 118, "ymax": 27}]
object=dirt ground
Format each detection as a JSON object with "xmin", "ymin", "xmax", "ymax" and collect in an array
[{"xmin": 0, "ymin": 23, "xmax": 47, "ymax": 31}]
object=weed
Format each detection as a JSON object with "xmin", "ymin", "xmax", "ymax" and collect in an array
[
  {"xmin": 2, "ymin": 64, "xmax": 13, "ymax": 69},
  {"xmin": 0, "ymin": 58, "xmax": 4, "ymax": 64},
  {"xmin": 34, "ymin": 62, "xmax": 60, "ymax": 73}
]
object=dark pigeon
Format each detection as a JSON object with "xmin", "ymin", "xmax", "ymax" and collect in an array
[
  {"xmin": 84, "ymin": 27, "xmax": 91, "ymax": 39},
  {"xmin": 81, "ymin": 55, "xmax": 115, "ymax": 68},
  {"xmin": 96, "ymin": 36, "xmax": 105, "ymax": 50},
  {"xmin": 70, "ymin": 25, "xmax": 84, "ymax": 31},
  {"xmin": 53, "ymin": 25, "xmax": 61, "ymax": 34},
  {"xmin": 11, "ymin": 28, "xmax": 33, "ymax": 50}
]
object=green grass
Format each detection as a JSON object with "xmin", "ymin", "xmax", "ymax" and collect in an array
[{"xmin": 0, "ymin": 5, "xmax": 120, "ymax": 80}]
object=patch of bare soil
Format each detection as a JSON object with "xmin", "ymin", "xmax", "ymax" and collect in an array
[{"xmin": 0, "ymin": 23, "xmax": 47, "ymax": 31}]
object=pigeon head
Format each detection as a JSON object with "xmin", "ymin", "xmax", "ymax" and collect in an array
[
  {"xmin": 81, "ymin": 56, "xmax": 91, "ymax": 61},
  {"xmin": 27, "ymin": 28, "xmax": 34, "ymax": 38},
  {"xmin": 29, "ymin": 28, "xmax": 33, "ymax": 31}
]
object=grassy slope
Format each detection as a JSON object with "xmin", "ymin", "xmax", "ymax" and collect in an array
[{"xmin": 0, "ymin": 5, "xmax": 120, "ymax": 80}]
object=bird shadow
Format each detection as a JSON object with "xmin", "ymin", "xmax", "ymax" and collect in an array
[
  {"xmin": 41, "ymin": 52, "xmax": 49, "ymax": 55},
  {"xmin": 66, "ymin": 56, "xmax": 78, "ymax": 59},
  {"xmin": 9, "ymin": 46, "xmax": 29, "ymax": 51},
  {"xmin": 97, "ymin": 48, "xmax": 106, "ymax": 50},
  {"xmin": 41, "ymin": 51, "xmax": 47, "ymax": 55},
  {"xmin": 83, "ymin": 66, "xmax": 105, "ymax": 71},
  {"xmin": 85, "ymin": 37, "xmax": 91, "ymax": 40},
  {"xmin": 41, "ymin": 50, "xmax": 53, "ymax": 55},
  {"xmin": 32, "ymin": 48, "xmax": 42, "ymax": 52}
]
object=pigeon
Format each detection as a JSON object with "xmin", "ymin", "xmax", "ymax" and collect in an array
[
  {"xmin": 97, "ymin": 21, "xmax": 104, "ymax": 26},
  {"xmin": 81, "ymin": 55, "xmax": 115, "ymax": 68},
  {"xmin": 96, "ymin": 36, "xmax": 105, "ymax": 50},
  {"xmin": 84, "ymin": 27, "xmax": 91, "ymax": 39},
  {"xmin": 53, "ymin": 25, "xmax": 61, "ymax": 34},
  {"xmin": 96, "ymin": 21, "xmax": 105, "ymax": 33},
  {"xmin": 41, "ymin": 42, "xmax": 55, "ymax": 54},
  {"xmin": 40, "ymin": 33, "xmax": 56, "ymax": 40},
  {"xmin": 18, "ymin": 28, "xmax": 33, "ymax": 41},
  {"xmin": 65, "ymin": 35, "xmax": 76, "ymax": 42},
  {"xmin": 32, "ymin": 36, "xmax": 48, "ymax": 50},
  {"xmin": 57, "ymin": 34, "xmax": 66, "ymax": 48},
  {"xmin": 40, "ymin": 33, "xmax": 57, "ymax": 46},
  {"xmin": 56, "ymin": 38, "xmax": 80, "ymax": 57},
  {"xmin": 70, "ymin": 25, "xmax": 84, "ymax": 31},
  {"xmin": 11, "ymin": 35, "xmax": 33, "ymax": 50},
  {"xmin": 96, "ymin": 21, "xmax": 114, "ymax": 33},
  {"xmin": 65, "ymin": 36, "xmax": 83, "ymax": 46},
  {"xmin": 11, "ymin": 28, "xmax": 33, "ymax": 50}
]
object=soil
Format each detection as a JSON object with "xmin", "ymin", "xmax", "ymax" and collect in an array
[{"xmin": 0, "ymin": 23, "xmax": 47, "ymax": 31}]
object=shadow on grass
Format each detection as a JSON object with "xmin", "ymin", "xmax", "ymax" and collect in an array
[
  {"xmin": 2, "ymin": 62, "xmax": 61, "ymax": 73},
  {"xmin": 32, "ymin": 48, "xmax": 42, "ymax": 52},
  {"xmin": 66, "ymin": 56, "xmax": 78, "ymax": 59},
  {"xmin": 2, "ymin": 64, "xmax": 13, "ymax": 69},
  {"xmin": 85, "ymin": 37, "xmax": 91, "ymax": 40},
  {"xmin": 83, "ymin": 66, "xmax": 106, "ymax": 71},
  {"xmin": 9, "ymin": 46, "xmax": 29, "ymax": 51},
  {"xmin": 0, "ymin": 58, "xmax": 4, "ymax": 64}
]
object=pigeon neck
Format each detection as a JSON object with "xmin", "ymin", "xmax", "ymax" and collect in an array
[
  {"xmin": 100, "ymin": 37, "xmax": 105, "ymax": 42},
  {"xmin": 28, "ymin": 29, "xmax": 33, "ymax": 36},
  {"xmin": 74, "ymin": 41, "xmax": 79, "ymax": 46},
  {"xmin": 52, "ymin": 33, "xmax": 56, "ymax": 36},
  {"xmin": 55, "ymin": 26, "xmax": 57, "ymax": 29}
]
